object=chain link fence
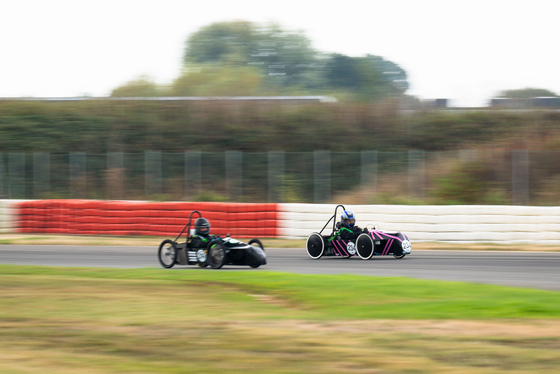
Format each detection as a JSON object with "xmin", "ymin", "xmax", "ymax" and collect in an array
[{"xmin": 0, "ymin": 150, "xmax": 557, "ymax": 205}]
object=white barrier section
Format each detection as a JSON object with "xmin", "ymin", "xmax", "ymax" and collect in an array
[
  {"xmin": 3, "ymin": 200, "xmax": 560, "ymax": 244},
  {"xmin": 0, "ymin": 200, "xmax": 26, "ymax": 234},
  {"xmin": 278, "ymin": 204, "xmax": 560, "ymax": 244}
]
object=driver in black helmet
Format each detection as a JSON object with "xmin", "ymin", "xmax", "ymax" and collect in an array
[
  {"xmin": 337, "ymin": 210, "xmax": 366, "ymax": 241},
  {"xmin": 190, "ymin": 217, "xmax": 215, "ymax": 248}
]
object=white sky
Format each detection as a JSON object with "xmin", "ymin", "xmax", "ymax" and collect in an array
[{"xmin": 1, "ymin": 0, "xmax": 558, "ymax": 107}]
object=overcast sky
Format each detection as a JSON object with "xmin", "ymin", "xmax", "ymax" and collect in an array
[{"xmin": 1, "ymin": 0, "xmax": 558, "ymax": 106}]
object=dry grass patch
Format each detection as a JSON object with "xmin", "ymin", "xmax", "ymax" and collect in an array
[{"xmin": 2, "ymin": 266, "xmax": 560, "ymax": 373}]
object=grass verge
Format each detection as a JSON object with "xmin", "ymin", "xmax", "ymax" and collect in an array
[{"xmin": 1, "ymin": 265, "xmax": 560, "ymax": 373}]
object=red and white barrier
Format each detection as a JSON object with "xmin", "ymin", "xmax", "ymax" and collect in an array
[
  {"xmin": 277, "ymin": 203, "xmax": 560, "ymax": 244},
  {"xmin": 3, "ymin": 200, "xmax": 560, "ymax": 243},
  {"xmin": 0, "ymin": 200, "xmax": 25, "ymax": 233},
  {"xmin": 15, "ymin": 200, "xmax": 278, "ymax": 237}
]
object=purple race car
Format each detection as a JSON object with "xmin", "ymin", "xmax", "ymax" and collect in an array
[{"xmin": 306, "ymin": 205, "xmax": 412, "ymax": 260}]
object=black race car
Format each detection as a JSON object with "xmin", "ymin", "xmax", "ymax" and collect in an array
[
  {"xmin": 158, "ymin": 210, "xmax": 267, "ymax": 269},
  {"xmin": 306, "ymin": 204, "xmax": 412, "ymax": 260}
]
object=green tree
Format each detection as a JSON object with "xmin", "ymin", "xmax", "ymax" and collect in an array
[
  {"xmin": 171, "ymin": 65, "xmax": 264, "ymax": 96},
  {"xmin": 184, "ymin": 21, "xmax": 256, "ymax": 65},
  {"xmin": 324, "ymin": 54, "xmax": 362, "ymax": 90},
  {"xmin": 102, "ymin": 20, "xmax": 413, "ymax": 102},
  {"xmin": 111, "ymin": 76, "xmax": 161, "ymax": 97},
  {"xmin": 366, "ymin": 54, "xmax": 409, "ymax": 94},
  {"xmin": 183, "ymin": 21, "xmax": 320, "ymax": 89},
  {"xmin": 323, "ymin": 54, "xmax": 407, "ymax": 101}
]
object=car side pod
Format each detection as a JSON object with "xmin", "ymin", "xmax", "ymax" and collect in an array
[
  {"xmin": 246, "ymin": 238, "xmax": 267, "ymax": 268},
  {"xmin": 306, "ymin": 232, "xmax": 325, "ymax": 259},
  {"xmin": 356, "ymin": 233, "xmax": 375, "ymax": 260},
  {"xmin": 394, "ymin": 232, "xmax": 412, "ymax": 259}
]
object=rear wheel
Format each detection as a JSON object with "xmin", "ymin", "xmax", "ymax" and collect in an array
[
  {"xmin": 306, "ymin": 233, "xmax": 324, "ymax": 259},
  {"xmin": 356, "ymin": 233, "xmax": 374, "ymax": 260},
  {"xmin": 158, "ymin": 239, "xmax": 177, "ymax": 268},
  {"xmin": 208, "ymin": 241, "xmax": 226, "ymax": 269}
]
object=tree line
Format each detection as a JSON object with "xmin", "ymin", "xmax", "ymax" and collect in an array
[
  {"xmin": 111, "ymin": 21, "xmax": 408, "ymax": 103},
  {"xmin": 110, "ymin": 21, "xmax": 558, "ymax": 106}
]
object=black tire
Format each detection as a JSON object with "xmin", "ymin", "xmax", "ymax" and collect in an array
[
  {"xmin": 306, "ymin": 233, "xmax": 324, "ymax": 259},
  {"xmin": 248, "ymin": 238, "xmax": 265, "ymax": 251},
  {"xmin": 356, "ymin": 233, "xmax": 375, "ymax": 260},
  {"xmin": 393, "ymin": 253, "xmax": 406, "ymax": 259},
  {"xmin": 207, "ymin": 241, "xmax": 226, "ymax": 269},
  {"xmin": 158, "ymin": 239, "xmax": 177, "ymax": 268}
]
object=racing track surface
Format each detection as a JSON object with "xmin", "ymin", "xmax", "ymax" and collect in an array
[{"xmin": 1, "ymin": 245, "xmax": 560, "ymax": 292}]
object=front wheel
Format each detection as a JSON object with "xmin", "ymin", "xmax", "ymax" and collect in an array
[
  {"xmin": 158, "ymin": 239, "xmax": 177, "ymax": 268},
  {"xmin": 356, "ymin": 233, "xmax": 374, "ymax": 260},
  {"xmin": 208, "ymin": 241, "xmax": 226, "ymax": 269}
]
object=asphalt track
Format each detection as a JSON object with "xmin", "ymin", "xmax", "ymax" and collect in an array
[{"xmin": 1, "ymin": 245, "xmax": 559, "ymax": 292}]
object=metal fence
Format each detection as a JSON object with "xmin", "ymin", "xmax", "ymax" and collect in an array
[{"xmin": 0, "ymin": 150, "xmax": 557, "ymax": 205}]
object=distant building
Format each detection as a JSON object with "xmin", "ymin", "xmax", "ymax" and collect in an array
[
  {"xmin": 531, "ymin": 97, "xmax": 560, "ymax": 108},
  {"xmin": 418, "ymin": 98, "xmax": 449, "ymax": 108},
  {"xmin": 490, "ymin": 97, "xmax": 560, "ymax": 108}
]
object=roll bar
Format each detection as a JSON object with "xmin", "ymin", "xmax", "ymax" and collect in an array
[
  {"xmin": 318, "ymin": 204, "xmax": 346, "ymax": 235},
  {"xmin": 174, "ymin": 210, "xmax": 202, "ymax": 242}
]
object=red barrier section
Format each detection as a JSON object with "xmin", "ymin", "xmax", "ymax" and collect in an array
[{"xmin": 15, "ymin": 200, "xmax": 279, "ymax": 238}]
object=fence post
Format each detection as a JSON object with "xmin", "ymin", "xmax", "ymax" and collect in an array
[
  {"xmin": 360, "ymin": 150, "xmax": 377, "ymax": 204},
  {"xmin": 184, "ymin": 151, "xmax": 202, "ymax": 200},
  {"xmin": 225, "ymin": 150, "xmax": 242, "ymax": 201},
  {"xmin": 268, "ymin": 151, "xmax": 285, "ymax": 203},
  {"xmin": 408, "ymin": 150, "xmax": 425, "ymax": 201},
  {"xmin": 8, "ymin": 153, "xmax": 26, "ymax": 199},
  {"xmin": 512, "ymin": 149, "xmax": 529, "ymax": 205},
  {"xmin": 33, "ymin": 152, "xmax": 50, "ymax": 198},
  {"xmin": 106, "ymin": 152, "xmax": 124, "ymax": 200},
  {"xmin": 145, "ymin": 150, "xmax": 162, "ymax": 197},
  {"xmin": 70, "ymin": 152, "xmax": 86, "ymax": 198},
  {"xmin": 314, "ymin": 150, "xmax": 331, "ymax": 203},
  {"xmin": 0, "ymin": 153, "xmax": 5, "ymax": 198}
]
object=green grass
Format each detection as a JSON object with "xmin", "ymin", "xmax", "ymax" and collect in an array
[
  {"xmin": 3, "ymin": 265, "xmax": 559, "ymax": 320},
  {"xmin": 1, "ymin": 265, "xmax": 560, "ymax": 373}
]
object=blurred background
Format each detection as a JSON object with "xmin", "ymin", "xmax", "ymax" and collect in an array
[{"xmin": 2, "ymin": 3, "xmax": 559, "ymax": 206}]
